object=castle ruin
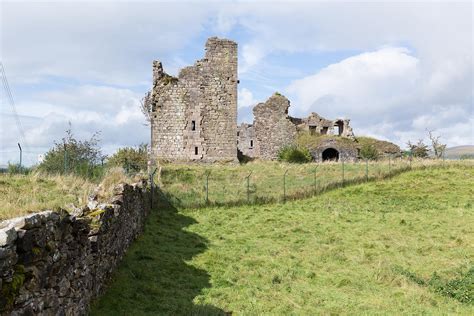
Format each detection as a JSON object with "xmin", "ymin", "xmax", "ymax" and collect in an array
[
  {"xmin": 148, "ymin": 37, "xmax": 238, "ymax": 162},
  {"xmin": 238, "ymin": 93, "xmax": 357, "ymax": 162},
  {"xmin": 149, "ymin": 37, "xmax": 363, "ymax": 163}
]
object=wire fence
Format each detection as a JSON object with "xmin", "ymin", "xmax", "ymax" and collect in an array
[{"xmin": 156, "ymin": 157, "xmax": 454, "ymax": 208}]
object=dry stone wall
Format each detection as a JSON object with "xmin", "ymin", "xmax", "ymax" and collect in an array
[
  {"xmin": 0, "ymin": 181, "xmax": 149, "ymax": 315},
  {"xmin": 253, "ymin": 93, "xmax": 298, "ymax": 160},
  {"xmin": 150, "ymin": 37, "xmax": 238, "ymax": 162}
]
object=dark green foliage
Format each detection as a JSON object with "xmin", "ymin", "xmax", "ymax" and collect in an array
[
  {"xmin": 359, "ymin": 144, "xmax": 379, "ymax": 160},
  {"xmin": 6, "ymin": 163, "xmax": 31, "ymax": 175},
  {"xmin": 429, "ymin": 267, "xmax": 474, "ymax": 304},
  {"xmin": 277, "ymin": 146, "xmax": 312, "ymax": 163},
  {"xmin": 407, "ymin": 140, "xmax": 429, "ymax": 158},
  {"xmin": 38, "ymin": 125, "xmax": 105, "ymax": 178},
  {"xmin": 107, "ymin": 144, "xmax": 149, "ymax": 173},
  {"xmin": 0, "ymin": 265, "xmax": 26, "ymax": 312},
  {"xmin": 396, "ymin": 265, "xmax": 474, "ymax": 304}
]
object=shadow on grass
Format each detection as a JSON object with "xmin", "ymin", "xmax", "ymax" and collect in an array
[{"xmin": 90, "ymin": 192, "xmax": 228, "ymax": 315}]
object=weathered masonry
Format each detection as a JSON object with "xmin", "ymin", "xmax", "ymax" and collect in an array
[
  {"xmin": 237, "ymin": 93, "xmax": 357, "ymax": 161},
  {"xmin": 148, "ymin": 37, "xmax": 238, "ymax": 162}
]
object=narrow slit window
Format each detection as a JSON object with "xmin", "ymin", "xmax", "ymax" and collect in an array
[
  {"xmin": 250, "ymin": 140, "xmax": 253, "ymax": 147},
  {"xmin": 191, "ymin": 120, "xmax": 196, "ymax": 131},
  {"xmin": 195, "ymin": 147, "xmax": 198, "ymax": 155}
]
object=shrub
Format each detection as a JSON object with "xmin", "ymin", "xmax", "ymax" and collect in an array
[
  {"xmin": 278, "ymin": 146, "xmax": 312, "ymax": 163},
  {"xmin": 359, "ymin": 144, "xmax": 379, "ymax": 160},
  {"xmin": 107, "ymin": 144, "xmax": 149, "ymax": 173},
  {"xmin": 407, "ymin": 140, "xmax": 429, "ymax": 158},
  {"xmin": 39, "ymin": 125, "xmax": 105, "ymax": 177}
]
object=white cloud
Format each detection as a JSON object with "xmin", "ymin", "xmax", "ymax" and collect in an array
[
  {"xmin": 1, "ymin": 85, "xmax": 148, "ymax": 165},
  {"xmin": 1, "ymin": 0, "xmax": 472, "ymax": 164},
  {"xmin": 287, "ymin": 47, "xmax": 420, "ymax": 116},
  {"xmin": 285, "ymin": 47, "xmax": 473, "ymax": 148},
  {"xmin": 238, "ymin": 88, "xmax": 258, "ymax": 109}
]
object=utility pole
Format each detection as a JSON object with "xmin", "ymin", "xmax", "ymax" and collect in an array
[{"xmin": 18, "ymin": 143, "xmax": 22, "ymax": 174}]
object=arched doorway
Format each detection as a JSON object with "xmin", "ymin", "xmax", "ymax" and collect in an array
[{"xmin": 322, "ymin": 148, "xmax": 339, "ymax": 162}]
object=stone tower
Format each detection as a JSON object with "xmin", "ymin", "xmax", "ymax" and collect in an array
[{"xmin": 149, "ymin": 37, "xmax": 238, "ymax": 162}]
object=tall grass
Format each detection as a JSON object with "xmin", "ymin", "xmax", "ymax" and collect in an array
[
  {"xmin": 0, "ymin": 168, "xmax": 142, "ymax": 220},
  {"xmin": 158, "ymin": 159, "xmax": 471, "ymax": 208}
]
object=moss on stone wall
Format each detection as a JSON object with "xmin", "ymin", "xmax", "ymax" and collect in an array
[{"xmin": 0, "ymin": 265, "xmax": 26, "ymax": 311}]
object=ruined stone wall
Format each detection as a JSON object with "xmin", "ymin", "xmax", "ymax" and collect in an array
[
  {"xmin": 295, "ymin": 113, "xmax": 355, "ymax": 139},
  {"xmin": 310, "ymin": 138, "xmax": 359, "ymax": 162},
  {"xmin": 237, "ymin": 123, "xmax": 256, "ymax": 157},
  {"xmin": 0, "ymin": 181, "xmax": 149, "ymax": 315},
  {"xmin": 150, "ymin": 37, "xmax": 238, "ymax": 162},
  {"xmin": 253, "ymin": 94, "xmax": 297, "ymax": 160}
]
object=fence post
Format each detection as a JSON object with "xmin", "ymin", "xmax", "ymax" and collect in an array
[
  {"xmin": 283, "ymin": 169, "xmax": 289, "ymax": 203},
  {"xmin": 63, "ymin": 144, "xmax": 68, "ymax": 174},
  {"xmin": 149, "ymin": 168, "xmax": 157, "ymax": 209},
  {"xmin": 365, "ymin": 159, "xmax": 369, "ymax": 182},
  {"xmin": 205, "ymin": 171, "xmax": 210, "ymax": 205},
  {"xmin": 313, "ymin": 167, "xmax": 318, "ymax": 193},
  {"xmin": 17, "ymin": 143, "xmax": 22, "ymax": 174},
  {"xmin": 341, "ymin": 158, "xmax": 345, "ymax": 186},
  {"xmin": 246, "ymin": 171, "xmax": 252, "ymax": 203},
  {"xmin": 389, "ymin": 155, "xmax": 391, "ymax": 174}
]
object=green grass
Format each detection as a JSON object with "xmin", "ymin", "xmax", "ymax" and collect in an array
[
  {"xmin": 0, "ymin": 173, "xmax": 95, "ymax": 220},
  {"xmin": 0, "ymin": 168, "xmax": 140, "ymax": 220},
  {"xmin": 159, "ymin": 159, "xmax": 455, "ymax": 207},
  {"xmin": 91, "ymin": 163, "xmax": 474, "ymax": 315}
]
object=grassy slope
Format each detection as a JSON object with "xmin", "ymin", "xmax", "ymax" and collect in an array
[
  {"xmin": 445, "ymin": 145, "xmax": 474, "ymax": 159},
  {"xmin": 0, "ymin": 173, "xmax": 95, "ymax": 220},
  {"xmin": 0, "ymin": 168, "xmax": 138, "ymax": 220},
  {"xmin": 91, "ymin": 165, "xmax": 474, "ymax": 315},
  {"xmin": 159, "ymin": 159, "xmax": 437, "ymax": 207}
]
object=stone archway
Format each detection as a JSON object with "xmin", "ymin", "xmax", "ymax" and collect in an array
[{"xmin": 322, "ymin": 148, "xmax": 339, "ymax": 162}]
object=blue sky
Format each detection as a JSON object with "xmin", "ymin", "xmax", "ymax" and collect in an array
[{"xmin": 1, "ymin": 0, "xmax": 473, "ymax": 166}]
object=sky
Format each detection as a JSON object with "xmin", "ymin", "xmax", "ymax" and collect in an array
[{"xmin": 1, "ymin": 0, "xmax": 473, "ymax": 166}]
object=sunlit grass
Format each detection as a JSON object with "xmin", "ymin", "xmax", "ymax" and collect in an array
[
  {"xmin": 159, "ymin": 158, "xmax": 470, "ymax": 207},
  {"xmin": 0, "ymin": 168, "xmax": 140, "ymax": 220},
  {"xmin": 92, "ymin": 163, "xmax": 474, "ymax": 315}
]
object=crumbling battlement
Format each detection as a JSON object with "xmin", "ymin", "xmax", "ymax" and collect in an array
[
  {"xmin": 252, "ymin": 93, "xmax": 298, "ymax": 160},
  {"xmin": 149, "ymin": 37, "xmax": 238, "ymax": 162}
]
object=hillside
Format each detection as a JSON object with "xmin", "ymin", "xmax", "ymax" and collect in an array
[
  {"xmin": 444, "ymin": 145, "xmax": 474, "ymax": 159},
  {"xmin": 91, "ymin": 164, "xmax": 474, "ymax": 314}
]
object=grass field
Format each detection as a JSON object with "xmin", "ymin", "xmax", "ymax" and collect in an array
[
  {"xmin": 0, "ymin": 168, "xmax": 138, "ymax": 220},
  {"xmin": 0, "ymin": 173, "xmax": 95, "ymax": 220},
  {"xmin": 91, "ymin": 163, "xmax": 474, "ymax": 315},
  {"xmin": 159, "ymin": 158, "xmax": 452, "ymax": 207}
]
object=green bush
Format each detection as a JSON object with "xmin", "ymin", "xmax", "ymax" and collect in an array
[
  {"xmin": 107, "ymin": 144, "xmax": 149, "ymax": 173},
  {"xmin": 359, "ymin": 144, "xmax": 379, "ymax": 160},
  {"xmin": 277, "ymin": 146, "xmax": 312, "ymax": 163},
  {"xmin": 39, "ymin": 125, "xmax": 104, "ymax": 177}
]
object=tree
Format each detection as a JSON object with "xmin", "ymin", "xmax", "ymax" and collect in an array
[
  {"xmin": 428, "ymin": 130, "xmax": 447, "ymax": 159},
  {"xmin": 39, "ymin": 124, "xmax": 105, "ymax": 175},
  {"xmin": 140, "ymin": 92, "xmax": 152, "ymax": 125},
  {"xmin": 407, "ymin": 140, "xmax": 429, "ymax": 158},
  {"xmin": 359, "ymin": 143, "xmax": 379, "ymax": 160},
  {"xmin": 107, "ymin": 144, "xmax": 149, "ymax": 173}
]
